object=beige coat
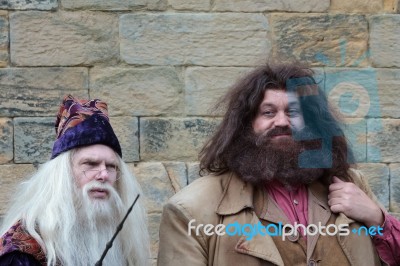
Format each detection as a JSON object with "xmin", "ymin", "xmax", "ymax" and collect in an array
[{"xmin": 157, "ymin": 169, "xmax": 384, "ymax": 266}]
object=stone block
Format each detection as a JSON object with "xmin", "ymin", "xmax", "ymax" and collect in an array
[
  {"xmin": 163, "ymin": 161, "xmax": 187, "ymax": 191},
  {"xmin": 0, "ymin": 12, "xmax": 8, "ymax": 67},
  {"xmin": 213, "ymin": 0, "xmax": 329, "ymax": 12},
  {"xmin": 0, "ymin": 0, "xmax": 57, "ymax": 10},
  {"xmin": 375, "ymin": 69, "xmax": 400, "ymax": 118},
  {"xmin": 187, "ymin": 162, "xmax": 200, "ymax": 184},
  {"xmin": 169, "ymin": 0, "xmax": 210, "ymax": 10},
  {"xmin": 147, "ymin": 212, "xmax": 161, "ymax": 258},
  {"xmin": 271, "ymin": 14, "xmax": 368, "ymax": 67},
  {"xmin": 110, "ymin": 116, "xmax": 139, "ymax": 162},
  {"xmin": 383, "ymin": 0, "xmax": 398, "ymax": 12},
  {"xmin": 358, "ymin": 163, "xmax": 389, "ymax": 209},
  {"xmin": 342, "ymin": 119, "xmax": 367, "ymax": 163},
  {"xmin": 390, "ymin": 212, "xmax": 400, "ymax": 220},
  {"xmin": 389, "ymin": 163, "xmax": 400, "ymax": 212},
  {"xmin": 61, "ymin": 0, "xmax": 167, "ymax": 10},
  {"xmin": 0, "ymin": 68, "xmax": 88, "ymax": 117},
  {"xmin": 131, "ymin": 162, "xmax": 175, "ymax": 213},
  {"xmin": 120, "ymin": 13, "xmax": 270, "ymax": 66},
  {"xmin": 10, "ymin": 11, "xmax": 119, "ymax": 66},
  {"xmin": 330, "ymin": 0, "xmax": 383, "ymax": 13},
  {"xmin": 140, "ymin": 117, "xmax": 220, "ymax": 161},
  {"xmin": 14, "ymin": 117, "xmax": 54, "ymax": 163},
  {"xmin": 323, "ymin": 68, "xmax": 380, "ymax": 118},
  {"xmin": 0, "ymin": 164, "xmax": 36, "ymax": 215},
  {"xmin": 90, "ymin": 67, "xmax": 183, "ymax": 116},
  {"xmin": 370, "ymin": 15, "xmax": 400, "ymax": 67},
  {"xmin": 185, "ymin": 67, "xmax": 251, "ymax": 116},
  {"xmin": 367, "ymin": 119, "xmax": 400, "ymax": 163},
  {"xmin": 0, "ymin": 118, "xmax": 12, "ymax": 164}
]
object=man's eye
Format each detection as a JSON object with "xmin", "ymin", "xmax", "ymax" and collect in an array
[
  {"xmin": 288, "ymin": 109, "xmax": 300, "ymax": 116},
  {"xmin": 106, "ymin": 164, "xmax": 117, "ymax": 171},
  {"xmin": 263, "ymin": 111, "xmax": 275, "ymax": 116},
  {"xmin": 84, "ymin": 161, "xmax": 97, "ymax": 167}
]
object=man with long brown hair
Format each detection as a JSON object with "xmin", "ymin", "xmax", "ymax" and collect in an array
[{"xmin": 158, "ymin": 62, "xmax": 400, "ymax": 265}]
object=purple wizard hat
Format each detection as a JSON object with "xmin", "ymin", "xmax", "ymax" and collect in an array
[{"xmin": 51, "ymin": 95, "xmax": 122, "ymax": 159}]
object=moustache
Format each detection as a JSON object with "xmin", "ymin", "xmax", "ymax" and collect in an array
[
  {"xmin": 82, "ymin": 181, "xmax": 119, "ymax": 198},
  {"xmin": 254, "ymin": 127, "xmax": 293, "ymax": 147}
]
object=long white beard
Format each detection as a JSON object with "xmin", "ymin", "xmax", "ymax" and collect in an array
[{"xmin": 57, "ymin": 181, "xmax": 126, "ymax": 266}]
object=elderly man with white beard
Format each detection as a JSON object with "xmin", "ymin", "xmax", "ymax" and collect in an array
[{"xmin": 0, "ymin": 95, "xmax": 150, "ymax": 266}]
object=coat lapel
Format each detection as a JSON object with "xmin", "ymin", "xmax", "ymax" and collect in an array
[
  {"xmin": 307, "ymin": 181, "xmax": 331, "ymax": 261},
  {"xmin": 234, "ymin": 213, "xmax": 284, "ymax": 266},
  {"xmin": 216, "ymin": 174, "xmax": 284, "ymax": 265}
]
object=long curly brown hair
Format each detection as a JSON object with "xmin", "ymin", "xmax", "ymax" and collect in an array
[{"xmin": 199, "ymin": 61, "xmax": 354, "ymax": 182}]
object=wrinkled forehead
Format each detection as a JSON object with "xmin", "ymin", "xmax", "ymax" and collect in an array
[{"xmin": 259, "ymin": 89, "xmax": 302, "ymax": 109}]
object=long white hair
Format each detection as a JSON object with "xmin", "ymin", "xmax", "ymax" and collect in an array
[{"xmin": 0, "ymin": 150, "xmax": 150, "ymax": 266}]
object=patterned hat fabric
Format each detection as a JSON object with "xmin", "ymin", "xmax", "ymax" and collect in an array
[{"xmin": 51, "ymin": 95, "xmax": 122, "ymax": 159}]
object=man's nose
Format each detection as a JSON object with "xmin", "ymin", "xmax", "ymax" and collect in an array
[
  {"xmin": 274, "ymin": 111, "xmax": 290, "ymax": 127},
  {"xmin": 94, "ymin": 168, "xmax": 109, "ymax": 182}
]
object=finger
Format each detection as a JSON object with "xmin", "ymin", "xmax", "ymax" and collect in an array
[
  {"xmin": 328, "ymin": 197, "xmax": 345, "ymax": 207},
  {"xmin": 328, "ymin": 190, "xmax": 345, "ymax": 200},
  {"xmin": 332, "ymin": 176, "xmax": 345, "ymax": 183},
  {"xmin": 329, "ymin": 203, "xmax": 344, "ymax": 214},
  {"xmin": 329, "ymin": 182, "xmax": 346, "ymax": 192}
]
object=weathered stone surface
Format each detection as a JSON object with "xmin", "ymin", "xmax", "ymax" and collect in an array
[
  {"xmin": 0, "ymin": 12, "xmax": 8, "ymax": 67},
  {"xmin": 90, "ymin": 67, "xmax": 183, "ymax": 116},
  {"xmin": 0, "ymin": 0, "xmax": 57, "ymax": 10},
  {"xmin": 10, "ymin": 11, "xmax": 119, "ymax": 66},
  {"xmin": 367, "ymin": 119, "xmax": 400, "ymax": 163},
  {"xmin": 147, "ymin": 212, "xmax": 161, "ymax": 258},
  {"xmin": 61, "ymin": 0, "xmax": 167, "ymax": 10},
  {"xmin": 62, "ymin": 0, "xmax": 145, "ymax": 10},
  {"xmin": 384, "ymin": 0, "xmax": 398, "ymax": 12},
  {"xmin": 14, "ymin": 118, "xmax": 54, "ymax": 163},
  {"xmin": 169, "ymin": 0, "xmax": 209, "ymax": 10},
  {"xmin": 185, "ymin": 67, "xmax": 251, "ymax": 116},
  {"xmin": 131, "ymin": 162, "xmax": 175, "ymax": 213},
  {"xmin": 330, "ymin": 0, "xmax": 383, "ymax": 13},
  {"xmin": 271, "ymin": 14, "xmax": 368, "ymax": 67},
  {"xmin": 110, "ymin": 116, "xmax": 139, "ymax": 162},
  {"xmin": 140, "ymin": 118, "xmax": 220, "ymax": 161},
  {"xmin": 375, "ymin": 69, "xmax": 400, "ymax": 118},
  {"xmin": 358, "ymin": 163, "xmax": 389, "ymax": 209},
  {"xmin": 370, "ymin": 15, "xmax": 400, "ymax": 67},
  {"xmin": 187, "ymin": 162, "xmax": 200, "ymax": 184},
  {"xmin": 389, "ymin": 163, "xmax": 400, "ymax": 212},
  {"xmin": 213, "ymin": 0, "xmax": 329, "ymax": 12},
  {"xmin": 120, "ymin": 13, "xmax": 270, "ymax": 66},
  {"xmin": 163, "ymin": 161, "xmax": 187, "ymax": 191},
  {"xmin": 0, "ymin": 164, "xmax": 36, "ymax": 215},
  {"xmin": 0, "ymin": 118, "xmax": 12, "ymax": 164},
  {"xmin": 342, "ymin": 119, "xmax": 367, "ymax": 163},
  {"xmin": 324, "ymin": 68, "xmax": 380, "ymax": 119},
  {"xmin": 0, "ymin": 68, "xmax": 88, "ymax": 117},
  {"xmin": 391, "ymin": 212, "xmax": 400, "ymax": 220}
]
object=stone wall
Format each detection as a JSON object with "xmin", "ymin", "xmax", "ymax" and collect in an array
[{"xmin": 0, "ymin": 0, "xmax": 399, "ymax": 263}]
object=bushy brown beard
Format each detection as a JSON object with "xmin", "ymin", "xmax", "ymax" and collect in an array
[{"xmin": 226, "ymin": 126, "xmax": 328, "ymax": 188}]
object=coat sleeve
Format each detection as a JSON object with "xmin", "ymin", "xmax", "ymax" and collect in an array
[
  {"xmin": 0, "ymin": 251, "xmax": 42, "ymax": 266},
  {"xmin": 157, "ymin": 201, "xmax": 208, "ymax": 266}
]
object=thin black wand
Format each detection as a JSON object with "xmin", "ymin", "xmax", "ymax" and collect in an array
[{"xmin": 95, "ymin": 194, "xmax": 140, "ymax": 266}]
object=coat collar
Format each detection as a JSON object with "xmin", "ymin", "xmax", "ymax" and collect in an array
[
  {"xmin": 216, "ymin": 173, "xmax": 256, "ymax": 216},
  {"xmin": 215, "ymin": 173, "xmax": 331, "ymax": 216}
]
